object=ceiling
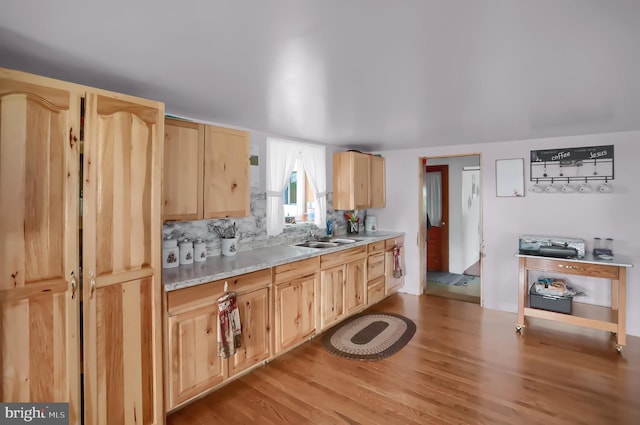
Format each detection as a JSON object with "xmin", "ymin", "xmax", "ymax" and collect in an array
[{"xmin": 1, "ymin": 0, "xmax": 639, "ymax": 151}]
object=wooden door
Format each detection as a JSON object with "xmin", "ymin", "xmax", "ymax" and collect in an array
[
  {"xmin": 168, "ymin": 304, "xmax": 224, "ymax": 408},
  {"xmin": 0, "ymin": 74, "xmax": 80, "ymax": 424},
  {"xmin": 426, "ymin": 164, "xmax": 449, "ymax": 272},
  {"xmin": 345, "ymin": 258, "xmax": 366, "ymax": 314},
  {"xmin": 274, "ymin": 275, "xmax": 316, "ymax": 353},
  {"xmin": 163, "ymin": 118, "xmax": 204, "ymax": 221},
  {"xmin": 82, "ymin": 92, "xmax": 163, "ymax": 425},
  {"xmin": 320, "ymin": 265, "xmax": 345, "ymax": 329},
  {"xmin": 203, "ymin": 125, "xmax": 249, "ymax": 218},
  {"xmin": 369, "ymin": 155, "xmax": 386, "ymax": 208},
  {"xmin": 228, "ymin": 287, "xmax": 271, "ymax": 377}
]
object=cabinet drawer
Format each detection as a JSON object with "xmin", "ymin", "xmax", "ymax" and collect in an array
[
  {"xmin": 321, "ymin": 245, "xmax": 367, "ymax": 269},
  {"xmin": 385, "ymin": 237, "xmax": 404, "ymax": 249},
  {"xmin": 367, "ymin": 241, "xmax": 385, "ymax": 254},
  {"xmin": 367, "ymin": 252, "xmax": 385, "ymax": 281},
  {"xmin": 524, "ymin": 257, "xmax": 618, "ymax": 279},
  {"xmin": 274, "ymin": 257, "xmax": 320, "ymax": 285},
  {"xmin": 168, "ymin": 269, "xmax": 271, "ymax": 314},
  {"xmin": 368, "ymin": 276, "xmax": 385, "ymax": 305}
]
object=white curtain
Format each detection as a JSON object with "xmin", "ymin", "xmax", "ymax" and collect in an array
[
  {"xmin": 266, "ymin": 139, "xmax": 299, "ymax": 235},
  {"xmin": 267, "ymin": 139, "xmax": 327, "ymax": 235},
  {"xmin": 299, "ymin": 143, "xmax": 327, "ymax": 229},
  {"xmin": 426, "ymin": 171, "xmax": 442, "ymax": 226}
]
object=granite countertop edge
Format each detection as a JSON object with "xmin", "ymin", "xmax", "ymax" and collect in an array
[{"xmin": 163, "ymin": 231, "xmax": 405, "ymax": 291}]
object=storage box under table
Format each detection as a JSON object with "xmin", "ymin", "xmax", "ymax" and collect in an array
[{"xmin": 529, "ymin": 286, "xmax": 573, "ymax": 314}]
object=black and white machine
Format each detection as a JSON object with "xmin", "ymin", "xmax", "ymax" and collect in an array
[{"xmin": 518, "ymin": 235, "xmax": 586, "ymax": 259}]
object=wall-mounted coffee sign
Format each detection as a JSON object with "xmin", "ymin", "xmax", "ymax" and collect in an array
[
  {"xmin": 530, "ymin": 145, "xmax": 614, "ymax": 183},
  {"xmin": 531, "ymin": 145, "xmax": 613, "ymax": 163}
]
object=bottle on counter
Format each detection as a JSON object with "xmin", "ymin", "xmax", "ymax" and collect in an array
[
  {"xmin": 194, "ymin": 238, "xmax": 207, "ymax": 262},
  {"xmin": 162, "ymin": 238, "xmax": 179, "ymax": 269},
  {"xmin": 179, "ymin": 239, "xmax": 194, "ymax": 265}
]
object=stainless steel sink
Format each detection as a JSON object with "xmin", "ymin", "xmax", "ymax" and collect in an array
[
  {"xmin": 294, "ymin": 237, "xmax": 360, "ymax": 249},
  {"xmin": 295, "ymin": 241, "xmax": 340, "ymax": 249}
]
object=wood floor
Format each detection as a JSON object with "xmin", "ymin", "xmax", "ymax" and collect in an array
[{"xmin": 166, "ymin": 294, "xmax": 640, "ymax": 425}]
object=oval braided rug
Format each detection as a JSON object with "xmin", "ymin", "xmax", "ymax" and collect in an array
[{"xmin": 321, "ymin": 313, "xmax": 416, "ymax": 361}]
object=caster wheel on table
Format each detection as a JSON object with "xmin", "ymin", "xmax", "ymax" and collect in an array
[
  {"xmin": 515, "ymin": 325, "xmax": 524, "ymax": 333},
  {"xmin": 615, "ymin": 345, "xmax": 623, "ymax": 354}
]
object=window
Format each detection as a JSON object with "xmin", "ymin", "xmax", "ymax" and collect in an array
[{"xmin": 266, "ymin": 138, "xmax": 327, "ymax": 236}]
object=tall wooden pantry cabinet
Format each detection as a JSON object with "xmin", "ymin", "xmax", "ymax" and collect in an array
[{"xmin": 0, "ymin": 68, "xmax": 164, "ymax": 425}]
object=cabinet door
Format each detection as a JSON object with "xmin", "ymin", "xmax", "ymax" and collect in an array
[
  {"xmin": 228, "ymin": 287, "xmax": 271, "ymax": 377},
  {"xmin": 203, "ymin": 125, "xmax": 250, "ymax": 218},
  {"xmin": 353, "ymin": 153, "xmax": 370, "ymax": 209},
  {"xmin": 320, "ymin": 265, "xmax": 346, "ymax": 330},
  {"xmin": 369, "ymin": 155, "xmax": 386, "ymax": 208},
  {"xmin": 163, "ymin": 118, "xmax": 204, "ymax": 221},
  {"xmin": 345, "ymin": 257, "xmax": 367, "ymax": 314},
  {"xmin": 274, "ymin": 274, "xmax": 316, "ymax": 353},
  {"xmin": 333, "ymin": 151, "xmax": 370, "ymax": 210},
  {"xmin": 83, "ymin": 92, "xmax": 163, "ymax": 425},
  {"xmin": 0, "ymin": 75, "xmax": 81, "ymax": 424},
  {"xmin": 168, "ymin": 304, "xmax": 224, "ymax": 408},
  {"xmin": 385, "ymin": 244, "xmax": 405, "ymax": 295}
]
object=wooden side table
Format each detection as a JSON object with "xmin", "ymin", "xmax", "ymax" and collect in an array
[{"xmin": 516, "ymin": 253, "xmax": 633, "ymax": 353}]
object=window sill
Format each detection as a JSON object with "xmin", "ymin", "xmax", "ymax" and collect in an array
[{"xmin": 284, "ymin": 221, "xmax": 315, "ymax": 229}]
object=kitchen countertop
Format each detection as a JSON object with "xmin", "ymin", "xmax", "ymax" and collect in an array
[
  {"xmin": 163, "ymin": 231, "xmax": 405, "ymax": 291},
  {"xmin": 516, "ymin": 252, "xmax": 633, "ymax": 268}
]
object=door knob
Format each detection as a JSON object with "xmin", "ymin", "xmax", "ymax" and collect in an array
[{"xmin": 441, "ymin": 221, "xmax": 446, "ymax": 226}]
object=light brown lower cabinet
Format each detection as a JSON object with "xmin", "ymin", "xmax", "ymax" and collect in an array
[
  {"xmin": 319, "ymin": 265, "xmax": 346, "ymax": 329},
  {"xmin": 367, "ymin": 241, "xmax": 386, "ymax": 306},
  {"xmin": 273, "ymin": 257, "xmax": 319, "ymax": 354},
  {"xmin": 385, "ymin": 237, "xmax": 405, "ymax": 295},
  {"xmin": 319, "ymin": 246, "xmax": 367, "ymax": 330},
  {"xmin": 165, "ymin": 269, "xmax": 271, "ymax": 410},
  {"xmin": 164, "ymin": 237, "xmax": 403, "ymax": 413}
]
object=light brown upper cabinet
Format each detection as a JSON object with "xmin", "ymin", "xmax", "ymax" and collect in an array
[
  {"xmin": 163, "ymin": 118, "xmax": 205, "ymax": 221},
  {"xmin": 333, "ymin": 151, "xmax": 386, "ymax": 210},
  {"xmin": 163, "ymin": 120, "xmax": 250, "ymax": 221},
  {"xmin": 369, "ymin": 154, "xmax": 386, "ymax": 208},
  {"xmin": 203, "ymin": 125, "xmax": 250, "ymax": 218},
  {"xmin": 0, "ymin": 67, "xmax": 164, "ymax": 425}
]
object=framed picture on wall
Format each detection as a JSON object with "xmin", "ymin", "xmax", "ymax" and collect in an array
[{"xmin": 496, "ymin": 158, "xmax": 524, "ymax": 197}]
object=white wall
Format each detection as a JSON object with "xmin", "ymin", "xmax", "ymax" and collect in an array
[{"xmin": 376, "ymin": 131, "xmax": 640, "ymax": 337}]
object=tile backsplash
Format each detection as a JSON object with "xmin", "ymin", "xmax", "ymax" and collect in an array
[{"xmin": 162, "ymin": 192, "xmax": 366, "ymax": 256}]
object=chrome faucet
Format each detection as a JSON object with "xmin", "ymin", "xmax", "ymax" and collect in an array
[{"xmin": 308, "ymin": 230, "xmax": 317, "ymax": 240}]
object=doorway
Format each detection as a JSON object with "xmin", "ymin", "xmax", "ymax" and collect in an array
[{"xmin": 420, "ymin": 155, "xmax": 482, "ymax": 304}]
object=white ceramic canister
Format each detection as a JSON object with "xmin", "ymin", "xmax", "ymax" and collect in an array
[
  {"xmin": 365, "ymin": 215, "xmax": 377, "ymax": 233},
  {"xmin": 179, "ymin": 239, "xmax": 194, "ymax": 265},
  {"xmin": 193, "ymin": 239, "xmax": 207, "ymax": 262},
  {"xmin": 162, "ymin": 238, "xmax": 179, "ymax": 268}
]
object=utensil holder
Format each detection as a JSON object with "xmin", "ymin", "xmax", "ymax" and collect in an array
[
  {"xmin": 221, "ymin": 237, "xmax": 238, "ymax": 256},
  {"xmin": 347, "ymin": 222, "xmax": 359, "ymax": 234}
]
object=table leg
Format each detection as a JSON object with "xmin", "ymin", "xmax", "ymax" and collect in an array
[
  {"xmin": 611, "ymin": 279, "xmax": 618, "ymax": 310},
  {"xmin": 517, "ymin": 257, "xmax": 526, "ymax": 331},
  {"xmin": 616, "ymin": 267, "xmax": 626, "ymax": 348}
]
